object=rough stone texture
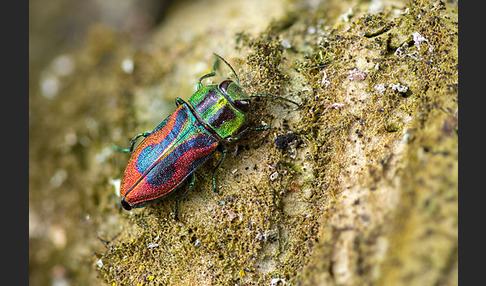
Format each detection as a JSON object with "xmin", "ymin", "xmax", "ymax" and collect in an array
[{"xmin": 30, "ymin": 0, "xmax": 457, "ymax": 285}]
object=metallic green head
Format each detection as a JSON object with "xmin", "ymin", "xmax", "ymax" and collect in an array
[
  {"xmin": 218, "ymin": 80, "xmax": 251, "ymax": 112},
  {"xmin": 188, "ymin": 80, "xmax": 250, "ymax": 141}
]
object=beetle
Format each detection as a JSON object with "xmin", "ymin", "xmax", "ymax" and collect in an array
[{"xmin": 116, "ymin": 54, "xmax": 299, "ymax": 219}]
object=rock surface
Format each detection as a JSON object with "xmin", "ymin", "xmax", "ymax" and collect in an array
[{"xmin": 29, "ymin": 0, "xmax": 458, "ymax": 285}]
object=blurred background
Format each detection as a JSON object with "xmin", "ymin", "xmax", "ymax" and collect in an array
[{"xmin": 29, "ymin": 1, "xmax": 170, "ymax": 284}]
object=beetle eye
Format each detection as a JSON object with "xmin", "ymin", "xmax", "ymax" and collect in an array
[
  {"xmin": 233, "ymin": 99, "xmax": 250, "ymax": 112},
  {"xmin": 218, "ymin": 80, "xmax": 233, "ymax": 95}
]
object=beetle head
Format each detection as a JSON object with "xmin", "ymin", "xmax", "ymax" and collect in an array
[{"xmin": 218, "ymin": 80, "xmax": 250, "ymax": 112}]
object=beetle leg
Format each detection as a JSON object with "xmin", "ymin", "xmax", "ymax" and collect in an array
[
  {"xmin": 249, "ymin": 126, "xmax": 271, "ymax": 131},
  {"xmin": 212, "ymin": 145, "xmax": 227, "ymax": 193},
  {"xmin": 112, "ymin": 132, "xmax": 151, "ymax": 153},
  {"xmin": 226, "ymin": 126, "xmax": 270, "ymax": 142},
  {"xmin": 226, "ymin": 127, "xmax": 249, "ymax": 142},
  {"xmin": 174, "ymin": 174, "xmax": 195, "ymax": 220},
  {"xmin": 175, "ymin": 97, "xmax": 186, "ymax": 106},
  {"xmin": 197, "ymin": 55, "xmax": 220, "ymax": 90}
]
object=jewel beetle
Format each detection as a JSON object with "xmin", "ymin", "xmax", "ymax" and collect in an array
[{"xmin": 116, "ymin": 54, "xmax": 299, "ymax": 219}]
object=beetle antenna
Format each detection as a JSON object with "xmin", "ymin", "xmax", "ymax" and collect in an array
[
  {"xmin": 250, "ymin": 94, "xmax": 301, "ymax": 109},
  {"xmin": 213, "ymin": 53, "xmax": 240, "ymax": 84}
]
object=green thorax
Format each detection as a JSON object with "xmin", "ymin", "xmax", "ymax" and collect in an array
[{"xmin": 188, "ymin": 84, "xmax": 248, "ymax": 140}]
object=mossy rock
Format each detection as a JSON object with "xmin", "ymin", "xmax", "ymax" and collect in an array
[{"xmin": 29, "ymin": 0, "xmax": 457, "ymax": 285}]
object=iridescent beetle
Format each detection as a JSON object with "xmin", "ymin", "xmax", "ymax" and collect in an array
[{"xmin": 116, "ymin": 54, "xmax": 299, "ymax": 219}]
